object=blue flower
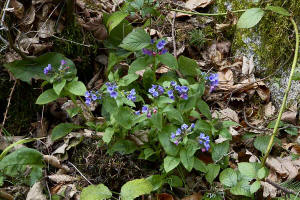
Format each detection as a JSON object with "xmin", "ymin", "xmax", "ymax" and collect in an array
[
  {"xmin": 152, "ymin": 91, "xmax": 159, "ymax": 97},
  {"xmin": 110, "ymin": 91, "xmax": 118, "ymax": 98},
  {"xmin": 175, "ymin": 85, "xmax": 181, "ymax": 92},
  {"xmin": 176, "ymin": 128, "xmax": 181, "ymax": 136},
  {"xmin": 130, "ymin": 89, "xmax": 136, "ymax": 95},
  {"xmin": 198, "ymin": 133, "xmax": 210, "ymax": 151},
  {"xmin": 127, "ymin": 94, "xmax": 136, "ymax": 101},
  {"xmin": 190, "ymin": 123, "xmax": 195, "ymax": 130},
  {"xmin": 160, "ymin": 49, "xmax": 168, "ymax": 55},
  {"xmin": 167, "ymin": 89, "xmax": 173, "ymax": 96},
  {"xmin": 150, "ymin": 39, "xmax": 155, "ymax": 44},
  {"xmin": 85, "ymin": 97, "xmax": 91, "ymax": 106},
  {"xmin": 43, "ymin": 64, "xmax": 52, "ymax": 75},
  {"xmin": 181, "ymin": 86, "xmax": 189, "ymax": 93},
  {"xmin": 171, "ymin": 133, "xmax": 176, "ymax": 139},
  {"xmin": 142, "ymin": 106, "xmax": 148, "ymax": 113},
  {"xmin": 142, "ymin": 48, "xmax": 153, "ymax": 56},
  {"xmin": 181, "ymin": 124, "xmax": 189, "ymax": 130},
  {"xmin": 157, "ymin": 85, "xmax": 164, "ymax": 94},
  {"xmin": 157, "ymin": 40, "xmax": 167, "ymax": 50},
  {"xmin": 135, "ymin": 111, "xmax": 140, "ymax": 115},
  {"xmin": 170, "ymin": 81, "xmax": 177, "ymax": 87},
  {"xmin": 180, "ymin": 93, "xmax": 188, "ymax": 100},
  {"xmin": 85, "ymin": 91, "xmax": 90, "ymax": 98},
  {"xmin": 91, "ymin": 94, "xmax": 97, "ymax": 101}
]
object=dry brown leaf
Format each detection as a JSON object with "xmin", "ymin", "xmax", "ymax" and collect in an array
[
  {"xmin": 213, "ymin": 108, "xmax": 239, "ymax": 123},
  {"xmin": 266, "ymin": 157, "xmax": 288, "ymax": 177},
  {"xmin": 26, "ymin": 182, "xmax": 47, "ymax": 200},
  {"xmin": 22, "ymin": 6, "xmax": 35, "ymax": 25},
  {"xmin": 32, "ymin": 43, "xmax": 53, "ymax": 54},
  {"xmin": 43, "ymin": 155, "xmax": 70, "ymax": 172},
  {"xmin": 266, "ymin": 156, "xmax": 299, "ymax": 179},
  {"xmin": 32, "ymin": 0, "xmax": 52, "ymax": 5},
  {"xmin": 78, "ymin": 14, "xmax": 108, "ymax": 40},
  {"xmin": 281, "ymin": 111, "xmax": 297, "ymax": 125},
  {"xmin": 256, "ymin": 84, "xmax": 270, "ymax": 102},
  {"xmin": 185, "ymin": 0, "xmax": 213, "ymax": 10},
  {"xmin": 261, "ymin": 170, "xmax": 278, "ymax": 198},
  {"xmin": 216, "ymin": 23, "xmax": 230, "ymax": 31},
  {"xmin": 264, "ymin": 102, "xmax": 275, "ymax": 118},
  {"xmin": 156, "ymin": 193, "xmax": 174, "ymax": 200},
  {"xmin": 48, "ymin": 174, "xmax": 79, "ymax": 183},
  {"xmin": 217, "ymin": 69, "xmax": 234, "ymax": 90},
  {"xmin": 38, "ymin": 20, "xmax": 55, "ymax": 38},
  {"xmin": 17, "ymin": 36, "xmax": 39, "ymax": 54},
  {"xmin": 56, "ymin": 184, "xmax": 77, "ymax": 198},
  {"xmin": 242, "ymin": 56, "xmax": 254, "ymax": 75},
  {"xmin": 156, "ymin": 66, "xmax": 170, "ymax": 74},
  {"xmin": 10, "ymin": 0, "xmax": 24, "ymax": 19},
  {"xmin": 181, "ymin": 193, "xmax": 202, "ymax": 200}
]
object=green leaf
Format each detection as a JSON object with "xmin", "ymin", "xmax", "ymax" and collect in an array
[
  {"xmin": 102, "ymin": 96, "xmax": 117, "ymax": 113},
  {"xmin": 195, "ymin": 119, "xmax": 211, "ymax": 133},
  {"xmin": 65, "ymin": 80, "xmax": 87, "ymax": 96},
  {"xmin": 103, "ymin": 128, "xmax": 114, "ymax": 144},
  {"xmin": 237, "ymin": 8, "xmax": 264, "ymax": 29},
  {"xmin": 66, "ymin": 107, "xmax": 80, "ymax": 118},
  {"xmin": 212, "ymin": 141, "xmax": 229, "ymax": 162},
  {"xmin": 106, "ymin": 11, "xmax": 128, "ymax": 33},
  {"xmin": 80, "ymin": 184, "xmax": 112, "ymax": 200},
  {"xmin": 265, "ymin": 6, "xmax": 290, "ymax": 16},
  {"xmin": 284, "ymin": 127, "xmax": 298, "ymax": 136},
  {"xmin": 118, "ymin": 74, "xmax": 139, "ymax": 86},
  {"xmin": 219, "ymin": 168, "xmax": 237, "ymax": 187},
  {"xmin": 150, "ymin": 112, "xmax": 163, "ymax": 131},
  {"xmin": 4, "ymin": 52, "xmax": 76, "ymax": 83},
  {"xmin": 51, "ymin": 123, "xmax": 81, "ymax": 141},
  {"xmin": 257, "ymin": 167, "xmax": 268, "ymax": 179},
  {"xmin": 292, "ymin": 72, "xmax": 300, "ymax": 81},
  {"xmin": 238, "ymin": 162, "xmax": 259, "ymax": 179},
  {"xmin": 205, "ymin": 164, "xmax": 220, "ymax": 184},
  {"xmin": 250, "ymin": 181, "xmax": 261, "ymax": 194},
  {"xmin": 121, "ymin": 179, "xmax": 153, "ymax": 200},
  {"xmin": 194, "ymin": 158, "xmax": 207, "ymax": 173},
  {"xmin": 36, "ymin": 89, "xmax": 59, "ymax": 105},
  {"xmin": 254, "ymin": 135, "xmax": 272, "ymax": 154},
  {"xmin": 108, "ymin": 140, "xmax": 137, "ymax": 155},
  {"xmin": 230, "ymin": 179, "xmax": 251, "ymax": 197},
  {"xmin": 222, "ymin": 121, "xmax": 240, "ymax": 128},
  {"xmin": 128, "ymin": 56, "xmax": 154, "ymax": 74},
  {"xmin": 143, "ymin": 69, "xmax": 156, "ymax": 89},
  {"xmin": 197, "ymin": 100, "xmax": 211, "ymax": 119},
  {"xmin": 186, "ymin": 140, "xmax": 199, "ymax": 156},
  {"xmin": 119, "ymin": 28, "xmax": 151, "ymax": 51},
  {"xmin": 166, "ymin": 175, "xmax": 183, "ymax": 187},
  {"xmin": 158, "ymin": 127, "xmax": 179, "ymax": 156},
  {"xmin": 114, "ymin": 107, "xmax": 134, "ymax": 129},
  {"xmin": 157, "ymin": 53, "xmax": 178, "ymax": 69},
  {"xmin": 164, "ymin": 156, "xmax": 180, "ymax": 173},
  {"xmin": 165, "ymin": 106, "xmax": 184, "ymax": 124},
  {"xmin": 53, "ymin": 79, "xmax": 66, "ymax": 95},
  {"xmin": 144, "ymin": 148, "xmax": 155, "ymax": 159},
  {"xmin": 146, "ymin": 175, "xmax": 163, "ymax": 191},
  {"xmin": 180, "ymin": 149, "xmax": 194, "ymax": 172},
  {"xmin": 178, "ymin": 55, "xmax": 198, "ymax": 76},
  {"xmin": 157, "ymin": 96, "xmax": 174, "ymax": 108}
]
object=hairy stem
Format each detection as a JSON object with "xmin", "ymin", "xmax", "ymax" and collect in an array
[
  {"xmin": 262, "ymin": 17, "xmax": 299, "ymax": 166},
  {"xmin": 171, "ymin": 9, "xmax": 245, "ymax": 16}
]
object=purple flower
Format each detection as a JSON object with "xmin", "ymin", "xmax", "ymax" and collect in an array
[
  {"xmin": 171, "ymin": 133, "xmax": 176, "ymax": 139},
  {"xmin": 135, "ymin": 111, "xmax": 140, "ymax": 115},
  {"xmin": 181, "ymin": 124, "xmax": 188, "ymax": 130},
  {"xmin": 85, "ymin": 98, "xmax": 91, "ymax": 106},
  {"xmin": 130, "ymin": 89, "xmax": 136, "ymax": 95},
  {"xmin": 43, "ymin": 64, "xmax": 52, "ymax": 75},
  {"xmin": 175, "ymin": 128, "xmax": 181, "ymax": 136},
  {"xmin": 157, "ymin": 85, "xmax": 164, "ymax": 94},
  {"xmin": 169, "ymin": 95, "xmax": 175, "ymax": 100},
  {"xmin": 91, "ymin": 94, "xmax": 97, "ymax": 101},
  {"xmin": 157, "ymin": 40, "xmax": 166, "ymax": 50},
  {"xmin": 85, "ymin": 91, "xmax": 90, "ymax": 98},
  {"xmin": 198, "ymin": 133, "xmax": 210, "ymax": 151},
  {"xmin": 175, "ymin": 85, "xmax": 181, "ymax": 92},
  {"xmin": 167, "ymin": 89, "xmax": 173, "ymax": 96},
  {"xmin": 147, "ymin": 112, "xmax": 152, "ymax": 118},
  {"xmin": 110, "ymin": 91, "xmax": 118, "ymax": 98},
  {"xmin": 174, "ymin": 140, "xmax": 179, "ymax": 145},
  {"xmin": 208, "ymin": 73, "xmax": 219, "ymax": 92},
  {"xmin": 61, "ymin": 60, "xmax": 66, "ymax": 65},
  {"xmin": 180, "ymin": 93, "xmax": 188, "ymax": 100},
  {"xmin": 127, "ymin": 94, "xmax": 136, "ymax": 101},
  {"xmin": 190, "ymin": 123, "xmax": 195, "ymax": 130},
  {"xmin": 159, "ymin": 49, "xmax": 168, "ymax": 55},
  {"xmin": 170, "ymin": 81, "xmax": 177, "ymax": 87},
  {"xmin": 152, "ymin": 91, "xmax": 159, "ymax": 97},
  {"xmin": 142, "ymin": 48, "xmax": 153, "ymax": 56},
  {"xmin": 150, "ymin": 39, "xmax": 155, "ymax": 44},
  {"xmin": 181, "ymin": 86, "xmax": 189, "ymax": 93},
  {"xmin": 142, "ymin": 106, "xmax": 148, "ymax": 113}
]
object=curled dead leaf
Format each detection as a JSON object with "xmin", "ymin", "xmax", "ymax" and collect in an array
[
  {"xmin": 10, "ymin": 0, "xmax": 24, "ymax": 19},
  {"xmin": 32, "ymin": 0, "xmax": 53, "ymax": 5},
  {"xmin": 264, "ymin": 102, "xmax": 275, "ymax": 118},
  {"xmin": 48, "ymin": 174, "xmax": 79, "ymax": 183},
  {"xmin": 156, "ymin": 193, "xmax": 174, "ymax": 200},
  {"xmin": 281, "ymin": 111, "xmax": 297, "ymax": 125},
  {"xmin": 242, "ymin": 56, "xmax": 255, "ymax": 75},
  {"xmin": 26, "ymin": 182, "xmax": 47, "ymax": 200},
  {"xmin": 185, "ymin": 0, "xmax": 213, "ymax": 10},
  {"xmin": 213, "ymin": 108, "xmax": 239, "ymax": 123},
  {"xmin": 38, "ymin": 20, "xmax": 56, "ymax": 38},
  {"xmin": 182, "ymin": 193, "xmax": 202, "ymax": 200},
  {"xmin": 22, "ymin": 6, "xmax": 35, "ymax": 25},
  {"xmin": 217, "ymin": 68, "xmax": 234, "ymax": 90}
]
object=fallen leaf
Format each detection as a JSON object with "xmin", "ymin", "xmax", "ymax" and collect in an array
[
  {"xmin": 281, "ymin": 111, "xmax": 297, "ymax": 125},
  {"xmin": 217, "ymin": 68, "xmax": 234, "ymax": 90},
  {"xmin": 242, "ymin": 56, "xmax": 255, "ymax": 75},
  {"xmin": 56, "ymin": 184, "xmax": 77, "ymax": 198},
  {"xmin": 38, "ymin": 20, "xmax": 56, "ymax": 38},
  {"xmin": 185, "ymin": 0, "xmax": 213, "ymax": 10},
  {"xmin": 43, "ymin": 155, "xmax": 70, "ymax": 172},
  {"xmin": 22, "ymin": 6, "xmax": 35, "ymax": 25},
  {"xmin": 182, "ymin": 193, "xmax": 202, "ymax": 200},
  {"xmin": 157, "ymin": 193, "xmax": 174, "ymax": 200},
  {"xmin": 266, "ymin": 156, "xmax": 299, "ymax": 179},
  {"xmin": 264, "ymin": 102, "xmax": 275, "ymax": 118},
  {"xmin": 213, "ymin": 108, "xmax": 239, "ymax": 123},
  {"xmin": 156, "ymin": 66, "xmax": 170, "ymax": 74},
  {"xmin": 256, "ymin": 82, "xmax": 270, "ymax": 102},
  {"xmin": 48, "ymin": 174, "xmax": 79, "ymax": 183},
  {"xmin": 10, "ymin": 0, "xmax": 24, "ymax": 19},
  {"xmin": 32, "ymin": 0, "xmax": 52, "ymax": 5},
  {"xmin": 26, "ymin": 182, "xmax": 47, "ymax": 200},
  {"xmin": 261, "ymin": 169, "xmax": 277, "ymax": 198}
]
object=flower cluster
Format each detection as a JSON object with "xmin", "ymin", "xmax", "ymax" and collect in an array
[
  {"xmin": 126, "ymin": 89, "xmax": 136, "ymax": 102},
  {"xmin": 58, "ymin": 60, "xmax": 70, "ymax": 71},
  {"xmin": 85, "ymin": 90, "xmax": 101, "ymax": 106},
  {"xmin": 43, "ymin": 64, "xmax": 52, "ymax": 75},
  {"xmin": 170, "ymin": 123, "xmax": 195, "ymax": 145},
  {"xmin": 106, "ymin": 82, "xmax": 118, "ymax": 98},
  {"xmin": 142, "ymin": 39, "xmax": 167, "ymax": 56},
  {"xmin": 148, "ymin": 85, "xmax": 164, "ymax": 97},
  {"xmin": 169, "ymin": 81, "xmax": 189, "ymax": 100},
  {"xmin": 208, "ymin": 73, "xmax": 219, "ymax": 92},
  {"xmin": 135, "ymin": 105, "xmax": 157, "ymax": 118},
  {"xmin": 198, "ymin": 133, "xmax": 210, "ymax": 152}
]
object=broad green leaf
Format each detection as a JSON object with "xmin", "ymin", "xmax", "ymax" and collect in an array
[
  {"xmin": 157, "ymin": 96, "xmax": 174, "ymax": 108},
  {"xmin": 165, "ymin": 106, "xmax": 184, "ymax": 124},
  {"xmin": 107, "ymin": 52, "xmax": 132, "ymax": 74},
  {"xmin": 4, "ymin": 52, "xmax": 76, "ymax": 83},
  {"xmin": 29, "ymin": 166, "xmax": 42, "ymax": 186},
  {"xmin": 292, "ymin": 72, "xmax": 300, "ymax": 81},
  {"xmin": 108, "ymin": 140, "xmax": 137, "ymax": 155},
  {"xmin": 106, "ymin": 11, "xmax": 128, "ymax": 33},
  {"xmin": 119, "ymin": 28, "xmax": 151, "ymax": 51},
  {"xmin": 197, "ymin": 100, "xmax": 211, "ymax": 119},
  {"xmin": 0, "ymin": 138, "xmax": 36, "ymax": 161},
  {"xmin": 178, "ymin": 55, "xmax": 198, "ymax": 76},
  {"xmin": 284, "ymin": 127, "xmax": 298, "ymax": 136},
  {"xmin": 146, "ymin": 175, "xmax": 163, "ymax": 191},
  {"xmin": 237, "ymin": 8, "xmax": 264, "ymax": 28},
  {"xmin": 212, "ymin": 141, "xmax": 229, "ymax": 162},
  {"xmin": 66, "ymin": 107, "xmax": 80, "ymax": 118},
  {"xmin": 118, "ymin": 74, "xmax": 139, "ymax": 86},
  {"xmin": 144, "ymin": 148, "xmax": 155, "ymax": 159},
  {"xmin": 102, "ymin": 96, "xmax": 118, "ymax": 113},
  {"xmin": 128, "ymin": 56, "xmax": 154, "ymax": 74},
  {"xmin": 254, "ymin": 135, "xmax": 281, "ymax": 154},
  {"xmin": 195, "ymin": 120, "xmax": 211, "ymax": 133},
  {"xmin": 157, "ymin": 53, "xmax": 178, "ymax": 69},
  {"xmin": 53, "ymin": 79, "xmax": 66, "ymax": 95},
  {"xmin": 257, "ymin": 167, "xmax": 268, "ymax": 179},
  {"xmin": 178, "ymin": 95, "xmax": 197, "ymax": 113},
  {"xmin": 114, "ymin": 107, "xmax": 134, "ymax": 129},
  {"xmin": 150, "ymin": 112, "xmax": 163, "ymax": 131},
  {"xmin": 121, "ymin": 179, "xmax": 153, "ymax": 200},
  {"xmin": 205, "ymin": 164, "xmax": 220, "ymax": 184},
  {"xmin": 250, "ymin": 181, "xmax": 261, "ymax": 194},
  {"xmin": 103, "ymin": 128, "xmax": 114, "ymax": 144},
  {"xmin": 80, "ymin": 184, "xmax": 112, "ymax": 200},
  {"xmin": 51, "ymin": 123, "xmax": 81, "ymax": 141},
  {"xmin": 158, "ymin": 127, "xmax": 179, "ymax": 156},
  {"xmin": 166, "ymin": 175, "xmax": 183, "ymax": 187},
  {"xmin": 220, "ymin": 128, "xmax": 232, "ymax": 140},
  {"xmin": 180, "ymin": 149, "xmax": 194, "ymax": 172},
  {"xmin": 194, "ymin": 158, "xmax": 207, "ymax": 173},
  {"xmin": 230, "ymin": 179, "xmax": 251, "ymax": 197},
  {"xmin": 65, "ymin": 80, "xmax": 87, "ymax": 96},
  {"xmin": 106, "ymin": 18, "xmax": 133, "ymax": 46},
  {"xmin": 219, "ymin": 168, "xmax": 237, "ymax": 187},
  {"xmin": 143, "ymin": 69, "xmax": 156, "ymax": 89},
  {"xmin": 222, "ymin": 121, "xmax": 240, "ymax": 128},
  {"xmin": 164, "ymin": 156, "xmax": 180, "ymax": 173},
  {"xmin": 36, "ymin": 89, "xmax": 59, "ymax": 104},
  {"xmin": 238, "ymin": 162, "xmax": 260, "ymax": 179},
  {"xmin": 265, "ymin": 6, "xmax": 290, "ymax": 16},
  {"xmin": 186, "ymin": 140, "xmax": 199, "ymax": 156}
]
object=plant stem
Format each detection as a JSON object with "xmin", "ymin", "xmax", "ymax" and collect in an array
[
  {"xmin": 262, "ymin": 17, "xmax": 299, "ymax": 166},
  {"xmin": 171, "ymin": 9, "xmax": 245, "ymax": 16}
]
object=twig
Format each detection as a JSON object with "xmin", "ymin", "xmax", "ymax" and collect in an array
[
  {"xmin": 67, "ymin": 161, "xmax": 92, "ymax": 185},
  {"xmin": 171, "ymin": 8, "xmax": 245, "ymax": 16},
  {"xmin": 0, "ymin": 189, "xmax": 13, "ymax": 200},
  {"xmin": 262, "ymin": 17, "xmax": 299, "ymax": 166},
  {"xmin": 243, "ymin": 107, "xmax": 270, "ymax": 132},
  {"xmin": 0, "ymin": 80, "xmax": 17, "ymax": 136},
  {"xmin": 265, "ymin": 179, "xmax": 297, "ymax": 196},
  {"xmin": 0, "ymin": 0, "xmax": 11, "ymax": 29}
]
